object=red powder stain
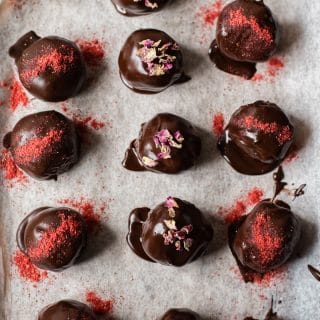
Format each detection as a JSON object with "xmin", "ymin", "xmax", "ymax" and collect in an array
[
  {"xmin": 284, "ymin": 147, "xmax": 299, "ymax": 164},
  {"xmin": 218, "ymin": 187, "xmax": 264, "ymax": 223},
  {"xmin": 13, "ymin": 251, "xmax": 48, "ymax": 283},
  {"xmin": 9, "ymin": 80, "xmax": 29, "ymax": 112},
  {"xmin": 15, "ymin": 129, "xmax": 63, "ymax": 165},
  {"xmin": 20, "ymin": 49, "xmax": 76, "ymax": 83},
  {"xmin": 28, "ymin": 214, "xmax": 82, "ymax": 259},
  {"xmin": 212, "ymin": 112, "xmax": 225, "ymax": 137},
  {"xmin": 231, "ymin": 265, "xmax": 287, "ymax": 287},
  {"xmin": 0, "ymin": 149, "xmax": 28, "ymax": 187},
  {"xmin": 86, "ymin": 291, "xmax": 114, "ymax": 314},
  {"xmin": 8, "ymin": 0, "xmax": 27, "ymax": 9},
  {"xmin": 76, "ymin": 39, "xmax": 106, "ymax": 67},
  {"xmin": 237, "ymin": 116, "xmax": 293, "ymax": 144},
  {"xmin": 197, "ymin": 0, "xmax": 223, "ymax": 26},
  {"xmin": 58, "ymin": 197, "xmax": 108, "ymax": 233},
  {"xmin": 252, "ymin": 57, "xmax": 285, "ymax": 82}
]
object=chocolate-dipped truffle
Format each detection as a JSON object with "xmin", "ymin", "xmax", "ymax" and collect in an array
[
  {"xmin": 118, "ymin": 29, "xmax": 189, "ymax": 93},
  {"xmin": 17, "ymin": 207, "xmax": 87, "ymax": 271},
  {"xmin": 123, "ymin": 113, "xmax": 201, "ymax": 173},
  {"xmin": 217, "ymin": 101, "xmax": 294, "ymax": 175},
  {"xmin": 38, "ymin": 300, "xmax": 97, "ymax": 320},
  {"xmin": 229, "ymin": 168, "xmax": 303, "ymax": 279},
  {"xmin": 3, "ymin": 110, "xmax": 80, "ymax": 180},
  {"xmin": 209, "ymin": 0, "xmax": 280, "ymax": 79},
  {"xmin": 111, "ymin": 0, "xmax": 169, "ymax": 16},
  {"xmin": 127, "ymin": 197, "xmax": 213, "ymax": 266},
  {"xmin": 160, "ymin": 308, "xmax": 202, "ymax": 320},
  {"xmin": 9, "ymin": 31, "xmax": 86, "ymax": 102}
]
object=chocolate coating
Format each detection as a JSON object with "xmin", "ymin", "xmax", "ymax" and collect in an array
[
  {"xmin": 308, "ymin": 265, "xmax": 320, "ymax": 282},
  {"xmin": 9, "ymin": 31, "xmax": 86, "ymax": 102},
  {"xmin": 217, "ymin": 101, "xmax": 294, "ymax": 175},
  {"xmin": 111, "ymin": 0, "xmax": 169, "ymax": 16},
  {"xmin": 3, "ymin": 110, "xmax": 80, "ymax": 180},
  {"xmin": 38, "ymin": 300, "xmax": 97, "ymax": 320},
  {"xmin": 122, "ymin": 113, "xmax": 201, "ymax": 174},
  {"xmin": 127, "ymin": 197, "xmax": 213, "ymax": 266},
  {"xmin": 160, "ymin": 308, "xmax": 202, "ymax": 320},
  {"xmin": 17, "ymin": 207, "xmax": 87, "ymax": 271},
  {"xmin": 210, "ymin": 0, "xmax": 279, "ymax": 78},
  {"xmin": 229, "ymin": 199, "xmax": 301, "ymax": 274},
  {"xmin": 118, "ymin": 29, "xmax": 189, "ymax": 94}
]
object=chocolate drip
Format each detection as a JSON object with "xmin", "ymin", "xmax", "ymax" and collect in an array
[
  {"xmin": 308, "ymin": 265, "xmax": 320, "ymax": 282},
  {"xmin": 123, "ymin": 113, "xmax": 201, "ymax": 174},
  {"xmin": 209, "ymin": 40, "xmax": 257, "ymax": 80},
  {"xmin": 127, "ymin": 198, "xmax": 213, "ymax": 266},
  {"xmin": 38, "ymin": 300, "xmax": 97, "ymax": 320}
]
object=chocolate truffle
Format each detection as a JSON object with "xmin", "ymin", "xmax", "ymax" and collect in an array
[
  {"xmin": 160, "ymin": 308, "xmax": 202, "ymax": 320},
  {"xmin": 118, "ymin": 29, "xmax": 189, "ymax": 93},
  {"xmin": 3, "ymin": 110, "xmax": 80, "ymax": 180},
  {"xmin": 123, "ymin": 113, "xmax": 201, "ymax": 173},
  {"xmin": 17, "ymin": 207, "xmax": 87, "ymax": 271},
  {"xmin": 217, "ymin": 101, "xmax": 294, "ymax": 175},
  {"xmin": 229, "ymin": 199, "xmax": 300, "ymax": 274},
  {"xmin": 127, "ymin": 197, "xmax": 213, "ymax": 266},
  {"xmin": 38, "ymin": 300, "xmax": 97, "ymax": 320},
  {"xmin": 209, "ymin": 0, "xmax": 280, "ymax": 79},
  {"xmin": 111, "ymin": 0, "xmax": 169, "ymax": 16},
  {"xmin": 9, "ymin": 31, "xmax": 86, "ymax": 102}
]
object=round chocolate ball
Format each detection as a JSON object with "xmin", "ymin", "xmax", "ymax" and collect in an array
[
  {"xmin": 230, "ymin": 199, "xmax": 301, "ymax": 273},
  {"xmin": 3, "ymin": 110, "xmax": 80, "ymax": 180},
  {"xmin": 38, "ymin": 300, "xmax": 97, "ymax": 320},
  {"xmin": 17, "ymin": 207, "xmax": 87, "ymax": 271},
  {"xmin": 216, "ymin": 0, "xmax": 279, "ymax": 63},
  {"xmin": 9, "ymin": 31, "xmax": 87, "ymax": 102},
  {"xmin": 118, "ymin": 29, "xmax": 188, "ymax": 93},
  {"xmin": 111, "ymin": 0, "xmax": 169, "ymax": 16},
  {"xmin": 122, "ymin": 113, "xmax": 201, "ymax": 174},
  {"xmin": 217, "ymin": 101, "xmax": 294, "ymax": 175},
  {"xmin": 127, "ymin": 197, "xmax": 213, "ymax": 266},
  {"xmin": 160, "ymin": 308, "xmax": 202, "ymax": 320}
]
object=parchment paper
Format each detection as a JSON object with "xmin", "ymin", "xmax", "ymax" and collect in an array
[{"xmin": 0, "ymin": 0, "xmax": 319, "ymax": 319}]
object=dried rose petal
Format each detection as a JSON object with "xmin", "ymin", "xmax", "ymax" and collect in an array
[
  {"xmin": 174, "ymin": 131, "xmax": 184, "ymax": 143},
  {"xmin": 142, "ymin": 156, "xmax": 158, "ymax": 167},
  {"xmin": 175, "ymin": 240, "xmax": 182, "ymax": 251},
  {"xmin": 183, "ymin": 238, "xmax": 193, "ymax": 251},
  {"xmin": 165, "ymin": 197, "xmax": 179, "ymax": 209},
  {"xmin": 164, "ymin": 219, "xmax": 177, "ymax": 230}
]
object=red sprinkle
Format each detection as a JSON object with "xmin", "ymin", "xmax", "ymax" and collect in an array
[
  {"xmin": 28, "ymin": 213, "xmax": 82, "ymax": 259},
  {"xmin": 86, "ymin": 291, "xmax": 114, "ymax": 314},
  {"xmin": 9, "ymin": 80, "xmax": 29, "ymax": 112},
  {"xmin": 212, "ymin": 112, "xmax": 225, "ymax": 137},
  {"xmin": 20, "ymin": 48, "xmax": 76, "ymax": 83},
  {"xmin": 0, "ymin": 149, "xmax": 28, "ymax": 186},
  {"xmin": 58, "ymin": 198, "xmax": 107, "ymax": 233},
  {"xmin": 198, "ymin": 0, "xmax": 223, "ymax": 26},
  {"xmin": 14, "ymin": 129, "xmax": 63, "ymax": 165},
  {"xmin": 237, "ymin": 115, "xmax": 293, "ymax": 145},
  {"xmin": 228, "ymin": 9, "xmax": 273, "ymax": 46},
  {"xmin": 218, "ymin": 187, "xmax": 264, "ymax": 223},
  {"xmin": 267, "ymin": 57, "xmax": 284, "ymax": 77},
  {"xmin": 76, "ymin": 39, "xmax": 106, "ymax": 67},
  {"xmin": 74, "ymin": 115, "xmax": 106, "ymax": 131},
  {"xmin": 13, "ymin": 251, "xmax": 48, "ymax": 283},
  {"xmin": 251, "ymin": 212, "xmax": 284, "ymax": 265}
]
